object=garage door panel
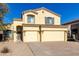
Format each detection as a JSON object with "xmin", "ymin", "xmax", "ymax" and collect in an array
[
  {"xmin": 24, "ymin": 31, "xmax": 38, "ymax": 42},
  {"xmin": 42, "ymin": 31, "xmax": 64, "ymax": 41}
]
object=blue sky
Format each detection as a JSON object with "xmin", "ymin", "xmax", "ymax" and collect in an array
[{"xmin": 3, "ymin": 3, "xmax": 79, "ymax": 24}]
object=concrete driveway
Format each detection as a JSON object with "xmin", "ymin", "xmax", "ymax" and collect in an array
[
  {"xmin": 28, "ymin": 41, "xmax": 79, "ymax": 56},
  {"xmin": 0, "ymin": 40, "xmax": 79, "ymax": 56}
]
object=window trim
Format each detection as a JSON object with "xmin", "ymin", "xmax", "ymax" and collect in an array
[
  {"xmin": 45, "ymin": 17, "xmax": 54, "ymax": 25},
  {"xmin": 27, "ymin": 15, "xmax": 35, "ymax": 24}
]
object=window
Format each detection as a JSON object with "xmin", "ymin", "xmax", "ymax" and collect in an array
[
  {"xmin": 45, "ymin": 17, "xmax": 54, "ymax": 24},
  {"xmin": 27, "ymin": 15, "xmax": 35, "ymax": 23},
  {"xmin": 17, "ymin": 26, "xmax": 22, "ymax": 32}
]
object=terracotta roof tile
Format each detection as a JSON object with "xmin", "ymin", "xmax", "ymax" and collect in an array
[{"xmin": 23, "ymin": 24, "xmax": 67, "ymax": 28}]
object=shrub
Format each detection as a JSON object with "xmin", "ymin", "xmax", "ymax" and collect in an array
[{"xmin": 1, "ymin": 47, "xmax": 10, "ymax": 53}]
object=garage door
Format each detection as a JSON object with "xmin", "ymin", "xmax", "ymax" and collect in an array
[
  {"xmin": 42, "ymin": 31, "xmax": 65, "ymax": 42},
  {"xmin": 24, "ymin": 31, "xmax": 39, "ymax": 42}
]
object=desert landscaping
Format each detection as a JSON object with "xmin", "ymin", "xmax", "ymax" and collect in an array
[{"xmin": 0, "ymin": 40, "xmax": 79, "ymax": 56}]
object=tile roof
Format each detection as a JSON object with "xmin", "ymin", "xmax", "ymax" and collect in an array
[
  {"xmin": 23, "ymin": 24, "xmax": 67, "ymax": 28},
  {"xmin": 63, "ymin": 19, "xmax": 79, "ymax": 25}
]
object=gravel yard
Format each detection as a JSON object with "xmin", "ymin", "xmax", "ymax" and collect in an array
[
  {"xmin": 0, "ymin": 40, "xmax": 79, "ymax": 56},
  {"xmin": 0, "ymin": 40, "xmax": 33, "ymax": 56}
]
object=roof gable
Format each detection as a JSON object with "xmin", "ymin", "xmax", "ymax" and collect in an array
[
  {"xmin": 33, "ymin": 7, "xmax": 60, "ymax": 17},
  {"xmin": 22, "ymin": 7, "xmax": 60, "ymax": 17},
  {"xmin": 22, "ymin": 10, "xmax": 38, "ymax": 15}
]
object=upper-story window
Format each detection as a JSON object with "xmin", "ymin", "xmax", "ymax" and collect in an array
[
  {"xmin": 45, "ymin": 17, "xmax": 54, "ymax": 25},
  {"xmin": 27, "ymin": 15, "xmax": 35, "ymax": 24}
]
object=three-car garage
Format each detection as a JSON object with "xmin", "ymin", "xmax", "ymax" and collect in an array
[{"xmin": 22, "ymin": 25, "xmax": 67, "ymax": 42}]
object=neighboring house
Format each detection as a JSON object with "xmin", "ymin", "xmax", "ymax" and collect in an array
[
  {"xmin": 63, "ymin": 19, "xmax": 79, "ymax": 41},
  {"xmin": 11, "ymin": 7, "xmax": 68, "ymax": 42},
  {"xmin": 3, "ymin": 23, "xmax": 13, "ymax": 40}
]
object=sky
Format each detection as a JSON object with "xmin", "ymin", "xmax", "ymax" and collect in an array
[{"xmin": 3, "ymin": 3, "xmax": 79, "ymax": 24}]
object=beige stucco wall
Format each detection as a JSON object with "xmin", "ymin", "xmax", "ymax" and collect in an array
[
  {"xmin": 23, "ymin": 26, "xmax": 39, "ymax": 31},
  {"xmin": 12, "ymin": 20, "xmax": 23, "ymax": 26},
  {"xmin": 23, "ymin": 9, "xmax": 60, "ymax": 25},
  {"xmin": 36, "ymin": 9, "xmax": 61, "ymax": 25},
  {"xmin": 11, "ymin": 20, "xmax": 24, "ymax": 42},
  {"xmin": 13, "ymin": 32, "xmax": 17, "ymax": 42},
  {"xmin": 11, "ymin": 20, "xmax": 23, "ymax": 31},
  {"xmin": 42, "ymin": 27, "xmax": 67, "ymax": 31}
]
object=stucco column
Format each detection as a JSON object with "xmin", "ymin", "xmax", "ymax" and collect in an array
[
  {"xmin": 12, "ymin": 25, "xmax": 18, "ymax": 42},
  {"xmin": 22, "ymin": 31, "xmax": 26, "ymax": 42},
  {"xmin": 39, "ymin": 25, "xmax": 41, "ymax": 42},
  {"xmin": 13, "ymin": 31, "xmax": 17, "ymax": 42},
  {"xmin": 68, "ymin": 25, "xmax": 72, "ymax": 37},
  {"xmin": 64, "ymin": 31, "xmax": 68, "ymax": 42}
]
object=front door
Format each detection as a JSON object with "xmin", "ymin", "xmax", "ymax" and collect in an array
[
  {"xmin": 0, "ymin": 34, "xmax": 3, "ymax": 41},
  {"xmin": 17, "ymin": 26, "xmax": 23, "ymax": 41},
  {"xmin": 17, "ymin": 33, "xmax": 22, "ymax": 41}
]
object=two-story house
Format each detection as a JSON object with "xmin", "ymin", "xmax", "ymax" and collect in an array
[{"xmin": 11, "ymin": 7, "xmax": 68, "ymax": 42}]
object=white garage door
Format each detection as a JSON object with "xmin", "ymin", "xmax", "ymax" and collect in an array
[
  {"xmin": 42, "ymin": 31, "xmax": 65, "ymax": 42},
  {"xmin": 24, "ymin": 31, "xmax": 38, "ymax": 42}
]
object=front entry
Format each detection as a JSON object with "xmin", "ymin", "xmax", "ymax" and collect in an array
[
  {"xmin": 17, "ymin": 26, "xmax": 23, "ymax": 41},
  {"xmin": 0, "ymin": 34, "xmax": 3, "ymax": 41}
]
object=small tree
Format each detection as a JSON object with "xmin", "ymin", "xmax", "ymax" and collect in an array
[
  {"xmin": 0, "ymin": 3, "xmax": 8, "ymax": 31},
  {"xmin": 0, "ymin": 3, "xmax": 8, "ymax": 24},
  {"xmin": 0, "ymin": 3, "xmax": 8, "ymax": 17}
]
